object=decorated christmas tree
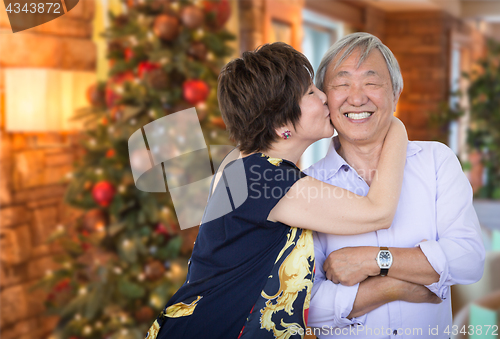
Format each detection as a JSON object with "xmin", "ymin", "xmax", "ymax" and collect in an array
[{"xmin": 35, "ymin": 1, "xmax": 235, "ymax": 338}]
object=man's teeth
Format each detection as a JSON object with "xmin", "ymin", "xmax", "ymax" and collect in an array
[{"xmin": 345, "ymin": 112, "xmax": 372, "ymax": 120}]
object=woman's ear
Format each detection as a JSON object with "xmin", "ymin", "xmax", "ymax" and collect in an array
[{"xmin": 274, "ymin": 127, "xmax": 284, "ymax": 139}]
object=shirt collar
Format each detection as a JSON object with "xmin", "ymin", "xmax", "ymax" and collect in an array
[{"xmin": 305, "ymin": 136, "xmax": 423, "ymax": 181}]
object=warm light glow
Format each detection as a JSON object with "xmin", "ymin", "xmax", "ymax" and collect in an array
[{"xmin": 5, "ymin": 68, "xmax": 96, "ymax": 132}]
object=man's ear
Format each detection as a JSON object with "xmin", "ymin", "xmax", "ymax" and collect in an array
[{"xmin": 393, "ymin": 92, "xmax": 401, "ymax": 112}]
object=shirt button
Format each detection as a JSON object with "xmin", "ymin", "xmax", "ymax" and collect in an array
[
  {"xmin": 393, "ymin": 330, "xmax": 398, "ymax": 335},
  {"xmin": 344, "ymin": 167, "xmax": 349, "ymax": 172}
]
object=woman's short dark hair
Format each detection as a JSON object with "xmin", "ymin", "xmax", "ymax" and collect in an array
[{"xmin": 217, "ymin": 42, "xmax": 314, "ymax": 154}]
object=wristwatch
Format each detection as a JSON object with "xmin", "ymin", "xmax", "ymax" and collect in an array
[{"xmin": 376, "ymin": 247, "xmax": 393, "ymax": 276}]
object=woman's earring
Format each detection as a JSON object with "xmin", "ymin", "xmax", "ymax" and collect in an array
[{"xmin": 281, "ymin": 130, "xmax": 291, "ymax": 140}]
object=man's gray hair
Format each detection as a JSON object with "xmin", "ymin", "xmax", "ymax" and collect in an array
[{"xmin": 315, "ymin": 32, "xmax": 403, "ymax": 99}]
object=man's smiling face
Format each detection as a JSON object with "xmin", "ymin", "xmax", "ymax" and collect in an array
[{"xmin": 324, "ymin": 48, "xmax": 399, "ymax": 145}]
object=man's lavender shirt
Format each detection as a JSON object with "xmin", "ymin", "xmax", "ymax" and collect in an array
[{"xmin": 303, "ymin": 137, "xmax": 485, "ymax": 339}]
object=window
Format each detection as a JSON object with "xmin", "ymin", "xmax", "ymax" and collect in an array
[{"xmin": 300, "ymin": 9, "xmax": 343, "ymax": 169}]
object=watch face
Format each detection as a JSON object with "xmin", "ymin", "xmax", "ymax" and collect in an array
[{"xmin": 378, "ymin": 251, "xmax": 392, "ymax": 268}]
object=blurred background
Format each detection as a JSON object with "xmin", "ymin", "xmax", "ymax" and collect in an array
[{"xmin": 0, "ymin": 0, "xmax": 499, "ymax": 338}]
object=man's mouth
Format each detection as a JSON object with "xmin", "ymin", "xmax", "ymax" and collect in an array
[{"xmin": 344, "ymin": 112, "xmax": 373, "ymax": 120}]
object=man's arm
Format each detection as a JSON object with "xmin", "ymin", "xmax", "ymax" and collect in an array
[
  {"xmin": 349, "ymin": 276, "xmax": 442, "ymax": 318},
  {"xmin": 322, "ymin": 246, "xmax": 439, "ymax": 287},
  {"xmin": 414, "ymin": 143, "xmax": 485, "ymax": 299},
  {"xmin": 309, "ymin": 234, "xmax": 441, "ymax": 329},
  {"xmin": 322, "ymin": 144, "xmax": 486, "ymax": 298}
]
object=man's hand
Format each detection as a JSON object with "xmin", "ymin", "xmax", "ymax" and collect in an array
[
  {"xmin": 323, "ymin": 246, "xmax": 380, "ymax": 286},
  {"xmin": 348, "ymin": 276, "xmax": 442, "ymax": 319},
  {"xmin": 396, "ymin": 279, "xmax": 442, "ymax": 304}
]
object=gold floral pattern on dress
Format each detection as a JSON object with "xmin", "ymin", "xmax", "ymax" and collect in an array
[
  {"xmin": 165, "ymin": 295, "xmax": 203, "ymax": 318},
  {"xmin": 145, "ymin": 319, "xmax": 161, "ymax": 339},
  {"xmin": 259, "ymin": 228, "xmax": 315, "ymax": 338},
  {"xmin": 261, "ymin": 153, "xmax": 283, "ymax": 167}
]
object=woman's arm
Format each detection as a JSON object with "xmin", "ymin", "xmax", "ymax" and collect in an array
[{"xmin": 268, "ymin": 116, "xmax": 408, "ymax": 235}]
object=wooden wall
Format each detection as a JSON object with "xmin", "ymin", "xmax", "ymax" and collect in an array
[{"xmin": 0, "ymin": 1, "xmax": 95, "ymax": 338}]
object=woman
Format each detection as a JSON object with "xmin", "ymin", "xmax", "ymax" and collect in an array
[{"xmin": 146, "ymin": 42, "xmax": 408, "ymax": 339}]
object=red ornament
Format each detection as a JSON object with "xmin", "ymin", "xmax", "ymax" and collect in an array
[
  {"xmin": 86, "ymin": 83, "xmax": 105, "ymax": 107},
  {"xmin": 188, "ymin": 42, "xmax": 208, "ymax": 61},
  {"xmin": 146, "ymin": 69, "xmax": 169, "ymax": 90},
  {"xmin": 155, "ymin": 223, "xmax": 171, "ymax": 239},
  {"xmin": 150, "ymin": 0, "xmax": 169, "ymax": 12},
  {"xmin": 124, "ymin": 48, "xmax": 134, "ymax": 62},
  {"xmin": 54, "ymin": 278, "xmax": 71, "ymax": 292},
  {"xmin": 47, "ymin": 292, "xmax": 55, "ymax": 301},
  {"xmin": 203, "ymin": 0, "xmax": 231, "ymax": 29},
  {"xmin": 183, "ymin": 79, "xmax": 209, "ymax": 105},
  {"xmin": 135, "ymin": 305, "xmax": 154, "ymax": 322},
  {"xmin": 181, "ymin": 5, "xmax": 204, "ymax": 30},
  {"xmin": 81, "ymin": 242, "xmax": 91, "ymax": 251},
  {"xmin": 82, "ymin": 209, "xmax": 108, "ymax": 233},
  {"xmin": 106, "ymin": 149, "xmax": 116, "ymax": 158},
  {"xmin": 126, "ymin": 0, "xmax": 147, "ymax": 9},
  {"xmin": 154, "ymin": 14, "xmax": 180, "ymax": 42},
  {"xmin": 138, "ymin": 61, "xmax": 161, "ymax": 79},
  {"xmin": 113, "ymin": 14, "xmax": 129, "ymax": 27},
  {"xmin": 92, "ymin": 181, "xmax": 116, "ymax": 207},
  {"xmin": 144, "ymin": 260, "xmax": 165, "ymax": 281},
  {"xmin": 105, "ymin": 88, "xmax": 120, "ymax": 108},
  {"xmin": 105, "ymin": 72, "xmax": 135, "ymax": 108}
]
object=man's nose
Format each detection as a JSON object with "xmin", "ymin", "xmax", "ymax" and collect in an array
[
  {"xmin": 319, "ymin": 90, "xmax": 328, "ymax": 105},
  {"xmin": 347, "ymin": 83, "xmax": 368, "ymax": 107}
]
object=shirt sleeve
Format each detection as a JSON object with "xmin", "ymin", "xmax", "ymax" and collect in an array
[
  {"xmin": 308, "ymin": 231, "xmax": 367, "ymax": 329},
  {"xmin": 416, "ymin": 143, "xmax": 486, "ymax": 299}
]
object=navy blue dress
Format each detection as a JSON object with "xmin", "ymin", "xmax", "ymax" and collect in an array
[{"xmin": 145, "ymin": 153, "xmax": 315, "ymax": 339}]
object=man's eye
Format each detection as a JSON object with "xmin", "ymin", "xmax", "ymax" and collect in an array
[
  {"xmin": 367, "ymin": 83, "xmax": 377, "ymax": 86},
  {"xmin": 309, "ymin": 91, "xmax": 314, "ymax": 95}
]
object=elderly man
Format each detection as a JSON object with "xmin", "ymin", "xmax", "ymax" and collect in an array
[{"xmin": 304, "ymin": 32, "xmax": 485, "ymax": 339}]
